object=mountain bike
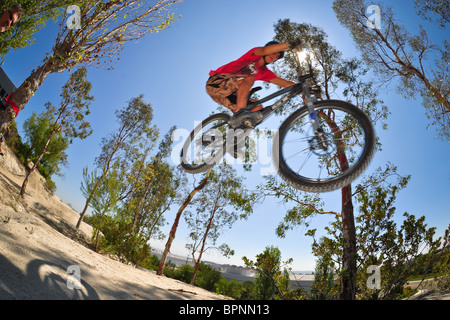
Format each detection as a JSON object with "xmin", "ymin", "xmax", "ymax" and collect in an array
[{"xmin": 180, "ymin": 48, "xmax": 375, "ymax": 193}]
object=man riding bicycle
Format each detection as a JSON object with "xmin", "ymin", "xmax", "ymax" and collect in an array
[
  {"xmin": 182, "ymin": 39, "xmax": 375, "ymax": 190},
  {"xmin": 206, "ymin": 40, "xmax": 301, "ymax": 117}
]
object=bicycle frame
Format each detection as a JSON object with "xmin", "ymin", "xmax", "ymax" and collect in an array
[
  {"xmin": 181, "ymin": 47, "xmax": 375, "ymax": 191},
  {"xmin": 237, "ymin": 74, "xmax": 324, "ymax": 139}
]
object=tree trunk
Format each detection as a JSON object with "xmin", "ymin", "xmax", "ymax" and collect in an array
[
  {"xmin": 190, "ymin": 192, "xmax": 220, "ymax": 285},
  {"xmin": 1, "ymin": 57, "xmax": 61, "ymax": 134},
  {"xmin": 156, "ymin": 169, "xmax": 211, "ymax": 276},
  {"xmin": 93, "ymin": 210, "xmax": 107, "ymax": 251},
  {"xmin": 340, "ymin": 184, "xmax": 356, "ymax": 300},
  {"xmin": 320, "ymin": 110, "xmax": 357, "ymax": 300},
  {"xmin": 19, "ymin": 127, "xmax": 58, "ymax": 197},
  {"xmin": 131, "ymin": 179, "xmax": 152, "ymax": 234}
]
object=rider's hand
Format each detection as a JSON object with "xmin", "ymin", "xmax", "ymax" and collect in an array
[{"xmin": 289, "ymin": 39, "xmax": 302, "ymax": 49}]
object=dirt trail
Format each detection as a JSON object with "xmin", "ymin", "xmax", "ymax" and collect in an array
[{"xmin": 0, "ymin": 142, "xmax": 227, "ymax": 300}]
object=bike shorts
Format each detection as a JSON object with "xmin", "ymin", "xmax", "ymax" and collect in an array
[{"xmin": 206, "ymin": 73, "xmax": 246, "ymax": 112}]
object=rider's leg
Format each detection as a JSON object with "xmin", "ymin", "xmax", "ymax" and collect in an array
[
  {"xmin": 235, "ymin": 76, "xmax": 255, "ymax": 112},
  {"xmin": 206, "ymin": 74, "xmax": 242, "ymax": 113},
  {"xmin": 206, "ymin": 74, "xmax": 261, "ymax": 114},
  {"xmin": 235, "ymin": 76, "xmax": 263, "ymax": 112}
]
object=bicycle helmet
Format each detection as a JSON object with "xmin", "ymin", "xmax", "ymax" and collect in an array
[{"xmin": 265, "ymin": 41, "xmax": 285, "ymax": 60}]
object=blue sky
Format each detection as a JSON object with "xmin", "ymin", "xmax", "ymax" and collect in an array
[{"xmin": 2, "ymin": 0, "xmax": 449, "ymax": 271}]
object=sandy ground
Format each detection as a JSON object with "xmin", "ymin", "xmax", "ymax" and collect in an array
[{"xmin": 0, "ymin": 142, "xmax": 228, "ymax": 300}]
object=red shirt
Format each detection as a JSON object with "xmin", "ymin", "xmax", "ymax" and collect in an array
[{"xmin": 209, "ymin": 47, "xmax": 278, "ymax": 82}]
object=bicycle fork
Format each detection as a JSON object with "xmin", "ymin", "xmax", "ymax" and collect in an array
[{"xmin": 304, "ymin": 89, "xmax": 328, "ymax": 151}]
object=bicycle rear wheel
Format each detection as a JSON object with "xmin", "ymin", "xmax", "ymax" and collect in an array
[
  {"xmin": 180, "ymin": 113, "xmax": 230, "ymax": 173},
  {"xmin": 274, "ymin": 100, "xmax": 375, "ymax": 193}
]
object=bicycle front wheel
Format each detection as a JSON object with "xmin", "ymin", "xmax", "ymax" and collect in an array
[
  {"xmin": 274, "ymin": 100, "xmax": 375, "ymax": 193},
  {"xmin": 180, "ymin": 113, "xmax": 230, "ymax": 174}
]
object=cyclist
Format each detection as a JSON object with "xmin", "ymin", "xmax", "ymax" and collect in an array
[
  {"xmin": 206, "ymin": 39, "xmax": 301, "ymax": 116},
  {"xmin": 0, "ymin": 4, "xmax": 22, "ymax": 33}
]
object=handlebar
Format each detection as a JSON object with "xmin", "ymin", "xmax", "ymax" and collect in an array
[{"xmin": 298, "ymin": 73, "xmax": 314, "ymax": 83}]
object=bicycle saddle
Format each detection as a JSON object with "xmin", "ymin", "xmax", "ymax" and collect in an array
[{"xmin": 249, "ymin": 86, "xmax": 262, "ymax": 96}]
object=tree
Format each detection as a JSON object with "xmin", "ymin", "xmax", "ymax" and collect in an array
[
  {"xmin": 414, "ymin": 0, "xmax": 449, "ymax": 29},
  {"xmin": 243, "ymin": 246, "xmax": 302, "ymax": 300},
  {"xmin": 76, "ymin": 95, "xmax": 158, "ymax": 229},
  {"xmin": 1, "ymin": 0, "xmax": 182, "ymax": 135},
  {"xmin": 308, "ymin": 171, "xmax": 448, "ymax": 300},
  {"xmin": 434, "ymin": 228, "xmax": 450, "ymax": 291},
  {"xmin": 80, "ymin": 162, "xmax": 121, "ymax": 250},
  {"xmin": 119, "ymin": 128, "xmax": 185, "ymax": 248},
  {"xmin": 266, "ymin": 19, "xmax": 388, "ymax": 299},
  {"xmin": 333, "ymin": 0, "xmax": 449, "ymax": 139},
  {"xmin": 127, "ymin": 127, "xmax": 180, "ymax": 237},
  {"xmin": 21, "ymin": 109, "xmax": 69, "ymax": 186},
  {"xmin": 246, "ymin": 246, "xmax": 282, "ymax": 300},
  {"xmin": 0, "ymin": 1, "xmax": 74, "ymax": 62},
  {"xmin": 310, "ymin": 255, "xmax": 339, "ymax": 300},
  {"xmin": 20, "ymin": 67, "xmax": 93, "ymax": 196},
  {"xmin": 156, "ymin": 168, "xmax": 211, "ymax": 276},
  {"xmin": 215, "ymin": 278, "xmax": 256, "ymax": 300},
  {"xmin": 82, "ymin": 127, "xmax": 182, "ymax": 264},
  {"xmin": 184, "ymin": 164, "xmax": 255, "ymax": 286}
]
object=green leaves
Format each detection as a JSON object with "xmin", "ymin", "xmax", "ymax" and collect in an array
[
  {"xmin": 0, "ymin": 0, "xmax": 73, "ymax": 61},
  {"xmin": 243, "ymin": 246, "xmax": 301, "ymax": 300},
  {"xmin": 332, "ymin": 0, "xmax": 450, "ymax": 139},
  {"xmin": 19, "ymin": 66, "xmax": 94, "ymax": 195},
  {"xmin": 308, "ymin": 164, "xmax": 447, "ymax": 299},
  {"xmin": 22, "ymin": 109, "xmax": 69, "ymax": 179},
  {"xmin": 414, "ymin": 0, "xmax": 449, "ymax": 29},
  {"xmin": 80, "ymin": 97, "xmax": 183, "ymax": 262}
]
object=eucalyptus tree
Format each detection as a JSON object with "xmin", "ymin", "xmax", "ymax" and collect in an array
[
  {"xmin": 307, "ymin": 168, "xmax": 447, "ymax": 299},
  {"xmin": 414, "ymin": 0, "xmax": 449, "ymax": 29},
  {"xmin": 21, "ymin": 109, "xmax": 69, "ymax": 189},
  {"xmin": 124, "ymin": 127, "xmax": 185, "ymax": 243},
  {"xmin": 184, "ymin": 164, "xmax": 255, "ymax": 286},
  {"xmin": 81, "ymin": 162, "xmax": 122, "ymax": 250},
  {"xmin": 81, "ymin": 125, "xmax": 184, "ymax": 265},
  {"xmin": 0, "ymin": 1, "xmax": 74, "ymax": 61},
  {"xmin": 333, "ymin": 0, "xmax": 449, "ymax": 139},
  {"xmin": 156, "ymin": 168, "xmax": 211, "ymax": 276},
  {"xmin": 20, "ymin": 66, "xmax": 93, "ymax": 196},
  {"xmin": 1, "ymin": 0, "xmax": 183, "ymax": 134},
  {"xmin": 257, "ymin": 19, "xmax": 389, "ymax": 299},
  {"xmin": 76, "ymin": 95, "xmax": 158, "ymax": 229},
  {"xmin": 243, "ymin": 246, "xmax": 299, "ymax": 300}
]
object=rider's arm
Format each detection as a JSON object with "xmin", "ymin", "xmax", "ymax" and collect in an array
[
  {"xmin": 270, "ymin": 77, "xmax": 296, "ymax": 88},
  {"xmin": 254, "ymin": 43, "xmax": 290, "ymax": 56}
]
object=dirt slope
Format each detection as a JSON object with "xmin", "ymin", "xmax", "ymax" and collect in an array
[{"xmin": 0, "ymin": 142, "xmax": 227, "ymax": 300}]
